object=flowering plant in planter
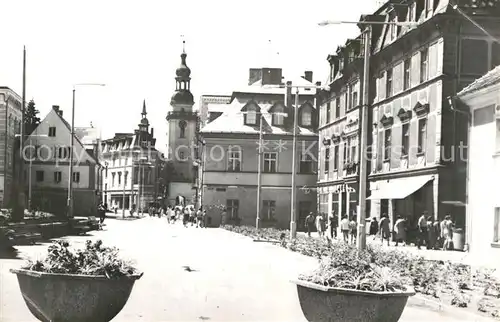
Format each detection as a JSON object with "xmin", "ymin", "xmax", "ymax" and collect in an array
[{"xmin": 11, "ymin": 240, "xmax": 142, "ymax": 322}]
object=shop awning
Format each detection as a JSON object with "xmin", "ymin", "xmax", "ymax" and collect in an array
[{"xmin": 367, "ymin": 175, "xmax": 434, "ymax": 200}]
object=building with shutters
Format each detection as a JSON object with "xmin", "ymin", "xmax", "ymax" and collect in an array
[
  {"xmin": 318, "ymin": 0, "xmax": 500, "ymax": 240},
  {"xmin": 318, "ymin": 37, "xmax": 364, "ymax": 228},
  {"xmin": 199, "ymin": 67, "xmax": 319, "ymax": 229}
]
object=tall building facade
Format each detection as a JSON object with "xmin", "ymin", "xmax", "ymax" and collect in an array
[
  {"xmin": 100, "ymin": 101, "xmax": 161, "ymax": 211},
  {"xmin": 0, "ymin": 87, "xmax": 23, "ymax": 207},
  {"xmin": 199, "ymin": 68, "xmax": 319, "ymax": 229},
  {"xmin": 318, "ymin": 0, "xmax": 500, "ymax": 244},
  {"xmin": 166, "ymin": 44, "xmax": 199, "ymax": 205}
]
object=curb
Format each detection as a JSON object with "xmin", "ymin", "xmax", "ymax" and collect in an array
[{"xmin": 409, "ymin": 295, "xmax": 496, "ymax": 321}]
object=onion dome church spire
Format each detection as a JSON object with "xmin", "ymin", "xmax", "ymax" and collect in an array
[{"xmin": 170, "ymin": 39, "xmax": 194, "ymax": 107}]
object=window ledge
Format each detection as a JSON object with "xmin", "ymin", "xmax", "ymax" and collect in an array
[
  {"xmin": 417, "ymin": 152, "xmax": 425, "ymax": 157},
  {"xmin": 491, "ymin": 242, "xmax": 500, "ymax": 249}
]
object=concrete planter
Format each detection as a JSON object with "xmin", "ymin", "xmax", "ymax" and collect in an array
[
  {"xmin": 10, "ymin": 268, "xmax": 142, "ymax": 322},
  {"xmin": 292, "ymin": 279, "xmax": 415, "ymax": 322}
]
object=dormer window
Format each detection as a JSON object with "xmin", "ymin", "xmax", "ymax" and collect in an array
[
  {"xmin": 301, "ymin": 111, "xmax": 312, "ymax": 127},
  {"xmin": 270, "ymin": 102, "xmax": 286, "ymax": 126},
  {"xmin": 246, "ymin": 110, "xmax": 257, "ymax": 125},
  {"xmin": 273, "ymin": 113, "xmax": 284, "ymax": 126}
]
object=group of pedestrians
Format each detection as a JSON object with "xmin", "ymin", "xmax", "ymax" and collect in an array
[
  {"xmin": 160, "ymin": 205, "xmax": 207, "ymax": 228},
  {"xmin": 370, "ymin": 212, "xmax": 456, "ymax": 250},
  {"xmin": 304, "ymin": 212, "xmax": 358, "ymax": 244}
]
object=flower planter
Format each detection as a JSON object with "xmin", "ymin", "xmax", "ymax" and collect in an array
[
  {"xmin": 292, "ymin": 279, "xmax": 415, "ymax": 322},
  {"xmin": 10, "ymin": 268, "xmax": 143, "ymax": 322}
]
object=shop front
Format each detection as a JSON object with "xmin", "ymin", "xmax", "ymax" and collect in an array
[{"xmin": 368, "ymin": 174, "xmax": 436, "ymax": 241}]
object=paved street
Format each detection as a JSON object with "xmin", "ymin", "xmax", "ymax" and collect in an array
[{"xmin": 0, "ymin": 218, "xmax": 493, "ymax": 321}]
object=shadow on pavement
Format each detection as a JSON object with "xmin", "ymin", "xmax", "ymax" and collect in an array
[{"xmin": 0, "ymin": 247, "xmax": 21, "ymax": 259}]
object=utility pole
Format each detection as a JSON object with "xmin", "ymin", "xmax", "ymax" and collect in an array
[
  {"xmin": 290, "ymin": 86, "xmax": 300, "ymax": 239},
  {"xmin": 256, "ymin": 114, "xmax": 263, "ymax": 229}
]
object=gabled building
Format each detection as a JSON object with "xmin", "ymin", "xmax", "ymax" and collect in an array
[
  {"xmin": 319, "ymin": 0, "xmax": 500, "ymax": 244},
  {"xmin": 0, "ymin": 87, "xmax": 23, "ymax": 208},
  {"xmin": 456, "ymin": 65, "xmax": 500, "ymax": 264},
  {"xmin": 199, "ymin": 67, "xmax": 319, "ymax": 229},
  {"xmin": 100, "ymin": 101, "xmax": 161, "ymax": 212},
  {"xmin": 26, "ymin": 105, "xmax": 102, "ymax": 217}
]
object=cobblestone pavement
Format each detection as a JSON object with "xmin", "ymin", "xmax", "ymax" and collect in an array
[{"xmin": 0, "ymin": 218, "xmax": 493, "ymax": 321}]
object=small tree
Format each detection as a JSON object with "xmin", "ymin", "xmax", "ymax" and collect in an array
[{"xmin": 25, "ymin": 99, "xmax": 41, "ymax": 135}]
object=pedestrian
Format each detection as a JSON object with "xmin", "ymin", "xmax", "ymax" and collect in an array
[
  {"xmin": 393, "ymin": 215, "xmax": 406, "ymax": 246},
  {"xmin": 220, "ymin": 208, "xmax": 227, "ymax": 227},
  {"xmin": 340, "ymin": 215, "xmax": 350, "ymax": 243},
  {"xmin": 433, "ymin": 217, "xmax": 441, "ymax": 249},
  {"xmin": 183, "ymin": 207, "xmax": 189, "ymax": 227},
  {"xmin": 196, "ymin": 207, "xmax": 203, "ymax": 228},
  {"xmin": 202, "ymin": 209, "xmax": 207, "ymax": 228},
  {"xmin": 349, "ymin": 215, "xmax": 357, "ymax": 244},
  {"xmin": 328, "ymin": 211, "xmax": 338, "ymax": 239},
  {"xmin": 305, "ymin": 212, "xmax": 315, "ymax": 237},
  {"xmin": 379, "ymin": 213, "xmax": 391, "ymax": 246},
  {"xmin": 442, "ymin": 215, "xmax": 454, "ymax": 250},
  {"xmin": 417, "ymin": 211, "xmax": 428, "ymax": 249},
  {"xmin": 316, "ymin": 213, "xmax": 325, "ymax": 238},
  {"xmin": 97, "ymin": 203, "xmax": 106, "ymax": 229},
  {"xmin": 427, "ymin": 216, "xmax": 437, "ymax": 249},
  {"xmin": 189, "ymin": 206, "xmax": 196, "ymax": 226},
  {"xmin": 369, "ymin": 217, "xmax": 379, "ymax": 240}
]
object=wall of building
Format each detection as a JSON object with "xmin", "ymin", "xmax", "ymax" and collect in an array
[
  {"xmin": 31, "ymin": 187, "xmax": 98, "ymax": 217},
  {"xmin": 167, "ymin": 114, "xmax": 198, "ymax": 182}
]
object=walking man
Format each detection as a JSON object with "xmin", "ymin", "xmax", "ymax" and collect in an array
[
  {"xmin": 417, "ymin": 211, "xmax": 429, "ymax": 250},
  {"xmin": 379, "ymin": 214, "xmax": 391, "ymax": 246},
  {"xmin": 305, "ymin": 212, "xmax": 315, "ymax": 237}
]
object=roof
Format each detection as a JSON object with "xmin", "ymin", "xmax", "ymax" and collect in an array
[
  {"xmin": 75, "ymin": 127, "xmax": 101, "ymax": 145},
  {"xmin": 200, "ymin": 97, "xmax": 316, "ymax": 136},
  {"xmin": 458, "ymin": 65, "xmax": 500, "ymax": 97},
  {"xmin": 233, "ymin": 75, "xmax": 318, "ymax": 96},
  {"xmin": 207, "ymin": 102, "xmax": 230, "ymax": 112}
]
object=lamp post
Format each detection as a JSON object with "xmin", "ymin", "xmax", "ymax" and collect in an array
[
  {"xmin": 318, "ymin": 19, "xmax": 418, "ymax": 250},
  {"xmin": 16, "ymin": 133, "xmax": 47, "ymax": 211},
  {"xmin": 67, "ymin": 83, "xmax": 105, "ymax": 219},
  {"xmin": 263, "ymin": 83, "xmax": 328, "ymax": 239}
]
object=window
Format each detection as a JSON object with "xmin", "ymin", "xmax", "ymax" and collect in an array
[
  {"xmin": 402, "ymin": 123, "xmax": 410, "ymax": 156},
  {"xmin": 326, "ymin": 102, "xmax": 331, "ymax": 124},
  {"xmin": 386, "ymin": 69, "xmax": 393, "ymax": 98},
  {"xmin": 112, "ymin": 172, "xmax": 115, "ymax": 186},
  {"xmin": 425, "ymin": 0, "xmax": 433, "ymax": 16},
  {"xmin": 179, "ymin": 127, "xmax": 185, "ymax": 138},
  {"xmin": 404, "ymin": 58, "xmax": 411, "ymax": 90},
  {"xmin": 36, "ymin": 171, "xmax": 44, "ymax": 182},
  {"xmin": 227, "ymin": 149, "xmax": 241, "ymax": 172},
  {"xmin": 351, "ymin": 92, "xmax": 358, "ymax": 109},
  {"xmin": 124, "ymin": 172, "xmax": 128, "ymax": 186},
  {"xmin": 54, "ymin": 171, "xmax": 62, "ymax": 183},
  {"xmin": 179, "ymin": 151, "xmax": 185, "ymax": 161},
  {"xmin": 263, "ymin": 152, "xmax": 277, "ymax": 173},
  {"xmin": 273, "ymin": 113, "xmax": 284, "ymax": 126},
  {"xmin": 335, "ymin": 97, "xmax": 340, "ymax": 118},
  {"xmin": 118, "ymin": 172, "xmax": 122, "ymax": 185},
  {"xmin": 262, "ymin": 200, "xmax": 276, "ymax": 221},
  {"xmin": 409, "ymin": 1, "xmax": 416, "ymax": 21},
  {"xmin": 333, "ymin": 145, "xmax": 339, "ymax": 169},
  {"xmin": 226, "ymin": 199, "xmax": 239, "ymax": 219},
  {"xmin": 246, "ymin": 111, "xmax": 257, "ymax": 125},
  {"xmin": 383, "ymin": 129, "xmax": 392, "ymax": 161},
  {"xmin": 324, "ymin": 148, "xmax": 330, "ymax": 174},
  {"xmin": 494, "ymin": 208, "xmax": 500, "ymax": 243},
  {"xmin": 343, "ymin": 141, "xmax": 348, "ymax": 164},
  {"xmin": 420, "ymin": 48, "xmax": 428, "ymax": 83},
  {"xmin": 417, "ymin": 118, "xmax": 427, "ymax": 154},
  {"xmin": 319, "ymin": 194, "xmax": 328, "ymax": 214},
  {"xmin": 301, "ymin": 110, "xmax": 312, "ymax": 127},
  {"xmin": 57, "ymin": 147, "xmax": 70, "ymax": 159},
  {"xmin": 48, "ymin": 127, "xmax": 56, "ymax": 137},
  {"xmin": 299, "ymin": 153, "xmax": 314, "ymax": 174},
  {"xmin": 350, "ymin": 139, "xmax": 357, "ymax": 162},
  {"xmin": 73, "ymin": 172, "xmax": 81, "ymax": 183}
]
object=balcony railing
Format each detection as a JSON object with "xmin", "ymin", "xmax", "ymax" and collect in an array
[{"xmin": 166, "ymin": 110, "xmax": 198, "ymax": 121}]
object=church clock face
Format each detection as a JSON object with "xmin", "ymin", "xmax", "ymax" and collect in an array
[{"xmin": 179, "ymin": 120, "xmax": 187, "ymax": 129}]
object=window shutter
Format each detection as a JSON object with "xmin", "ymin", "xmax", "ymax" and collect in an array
[
  {"xmin": 393, "ymin": 62, "xmax": 403, "ymax": 94},
  {"xmin": 391, "ymin": 125, "xmax": 402, "ymax": 169},
  {"xmin": 379, "ymin": 74, "xmax": 387, "ymax": 100},
  {"xmin": 411, "ymin": 52, "xmax": 420, "ymax": 87},
  {"xmin": 319, "ymin": 148, "xmax": 324, "ymax": 179},
  {"xmin": 409, "ymin": 119, "xmax": 419, "ymax": 166},
  {"xmin": 429, "ymin": 42, "xmax": 438, "ymax": 79},
  {"xmin": 436, "ymin": 38, "xmax": 444, "ymax": 76},
  {"xmin": 426, "ymin": 114, "xmax": 436, "ymax": 164},
  {"xmin": 376, "ymin": 130, "xmax": 384, "ymax": 171}
]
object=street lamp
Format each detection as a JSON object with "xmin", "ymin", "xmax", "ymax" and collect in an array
[
  {"xmin": 67, "ymin": 83, "xmax": 105, "ymax": 219},
  {"xmin": 263, "ymin": 83, "xmax": 327, "ymax": 239},
  {"xmin": 319, "ymin": 19, "xmax": 418, "ymax": 250},
  {"xmin": 15, "ymin": 133, "xmax": 48, "ymax": 211}
]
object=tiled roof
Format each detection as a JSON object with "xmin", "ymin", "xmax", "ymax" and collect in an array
[
  {"xmin": 458, "ymin": 65, "xmax": 500, "ymax": 97},
  {"xmin": 200, "ymin": 98, "xmax": 316, "ymax": 136},
  {"xmin": 207, "ymin": 102, "xmax": 229, "ymax": 112}
]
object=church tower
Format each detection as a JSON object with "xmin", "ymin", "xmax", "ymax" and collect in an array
[{"xmin": 167, "ymin": 40, "xmax": 198, "ymax": 201}]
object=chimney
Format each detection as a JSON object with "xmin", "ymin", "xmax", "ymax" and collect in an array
[
  {"xmin": 285, "ymin": 81, "xmax": 292, "ymax": 108},
  {"xmin": 150, "ymin": 127, "xmax": 154, "ymax": 137},
  {"xmin": 248, "ymin": 68, "xmax": 262, "ymax": 85},
  {"xmin": 304, "ymin": 71, "xmax": 313, "ymax": 82},
  {"xmin": 52, "ymin": 105, "xmax": 63, "ymax": 116},
  {"xmin": 261, "ymin": 68, "xmax": 282, "ymax": 85}
]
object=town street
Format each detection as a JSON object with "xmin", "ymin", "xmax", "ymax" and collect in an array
[{"xmin": 0, "ymin": 218, "xmax": 491, "ymax": 321}]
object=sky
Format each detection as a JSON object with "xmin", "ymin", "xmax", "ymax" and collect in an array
[{"xmin": 0, "ymin": 0, "xmax": 380, "ymax": 153}]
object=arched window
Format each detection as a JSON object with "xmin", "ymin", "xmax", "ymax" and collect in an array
[{"xmin": 179, "ymin": 120, "xmax": 187, "ymax": 138}]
